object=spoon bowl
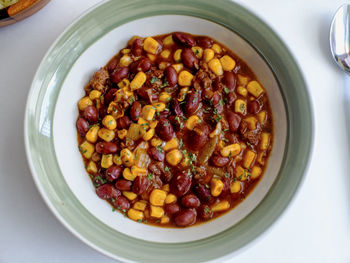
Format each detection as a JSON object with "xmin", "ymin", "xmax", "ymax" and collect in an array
[{"xmin": 330, "ymin": 4, "xmax": 350, "ymax": 74}]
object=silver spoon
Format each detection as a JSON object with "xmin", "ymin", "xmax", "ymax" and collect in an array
[{"xmin": 330, "ymin": 4, "xmax": 350, "ymax": 74}]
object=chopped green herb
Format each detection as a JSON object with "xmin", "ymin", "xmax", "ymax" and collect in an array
[
  {"xmin": 246, "ymin": 141, "xmax": 252, "ymax": 147},
  {"xmin": 181, "ymin": 116, "xmax": 188, "ymax": 121},
  {"xmin": 150, "ymin": 77, "xmax": 159, "ymax": 83},
  {"xmin": 224, "ymin": 87, "xmax": 230, "ymax": 94},
  {"xmin": 179, "ymin": 139, "xmax": 184, "ymax": 149},
  {"xmin": 224, "ymin": 173, "xmax": 230, "ymax": 178},
  {"xmin": 222, "ymin": 138, "xmax": 229, "ymax": 143},
  {"xmin": 192, "ymin": 96, "xmax": 198, "ymax": 103},
  {"xmin": 137, "ymin": 219, "xmax": 142, "ymax": 223},
  {"xmin": 239, "ymin": 103, "xmax": 246, "ymax": 112},
  {"xmin": 112, "ymin": 207, "xmax": 116, "ymax": 212},
  {"xmin": 157, "ymin": 145, "xmax": 164, "ymax": 153},
  {"xmin": 147, "ymin": 173, "xmax": 154, "ymax": 180},
  {"xmin": 213, "ymin": 108, "xmax": 218, "ymax": 115},
  {"xmin": 214, "ymin": 115, "xmax": 222, "ymax": 123},
  {"xmin": 219, "ymin": 99, "xmax": 225, "ymax": 106},
  {"xmin": 160, "ymin": 79, "xmax": 169, "ymax": 88},
  {"xmin": 204, "ymin": 207, "xmax": 210, "ymax": 214},
  {"xmin": 164, "ymin": 166, "xmax": 170, "ymax": 172},
  {"xmin": 205, "ymin": 184, "xmax": 210, "ymax": 189},
  {"xmin": 163, "ymin": 122, "xmax": 169, "ymax": 127}
]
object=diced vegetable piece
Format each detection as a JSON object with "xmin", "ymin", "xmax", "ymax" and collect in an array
[
  {"xmin": 163, "ymin": 35, "xmax": 174, "ymax": 45},
  {"xmin": 220, "ymin": 55, "xmax": 236, "ymax": 71},
  {"xmin": 98, "ymin": 128, "xmax": 115, "ymax": 142},
  {"xmin": 191, "ymin": 46, "xmax": 203, "ymax": 58},
  {"xmin": 237, "ymin": 86, "xmax": 248, "ymax": 96},
  {"xmin": 243, "ymin": 150, "xmax": 256, "ymax": 169},
  {"xmin": 257, "ymin": 111, "xmax": 267, "ymax": 123},
  {"xmin": 212, "ymin": 44, "xmax": 222, "ymax": 54},
  {"xmin": 79, "ymin": 141, "xmax": 95, "ymax": 159},
  {"xmin": 237, "ymin": 74, "xmax": 249, "ymax": 86},
  {"xmin": 230, "ymin": 181, "xmax": 241, "ymax": 193},
  {"xmin": 161, "ymin": 215, "xmax": 170, "ymax": 224},
  {"xmin": 234, "ymin": 99, "xmax": 247, "ymax": 115},
  {"xmin": 127, "ymin": 208, "xmax": 144, "ymax": 221},
  {"xmin": 86, "ymin": 125, "xmax": 100, "ymax": 143},
  {"xmin": 220, "ymin": 143, "xmax": 241, "ymax": 157},
  {"xmin": 86, "ymin": 161, "xmax": 97, "ymax": 174},
  {"xmin": 260, "ymin": 132, "xmax": 270, "ymax": 150},
  {"xmin": 172, "ymin": 63, "xmax": 184, "ymax": 73},
  {"xmin": 186, "ymin": 115, "xmax": 200, "ymax": 130},
  {"xmin": 235, "ymin": 165, "xmax": 249, "ymax": 181},
  {"xmin": 101, "ymin": 154, "xmax": 113, "ymax": 168},
  {"xmin": 143, "ymin": 37, "xmax": 159, "ymax": 54},
  {"xmin": 160, "ymin": 49, "xmax": 171, "ymax": 59},
  {"xmin": 142, "ymin": 105, "xmax": 156, "ymax": 121},
  {"xmin": 178, "ymin": 71, "xmax": 194, "ymax": 86},
  {"xmin": 123, "ymin": 191, "xmax": 138, "ymax": 200},
  {"xmin": 173, "ymin": 49, "xmax": 182, "ymax": 62},
  {"xmin": 134, "ymin": 201, "xmax": 147, "ymax": 211},
  {"xmin": 165, "ymin": 193, "xmax": 177, "ymax": 204},
  {"xmin": 127, "ymin": 123, "xmax": 145, "ymax": 140},
  {"xmin": 150, "ymin": 205, "xmax": 165, "ymax": 218},
  {"xmin": 120, "ymin": 148, "xmax": 134, "ymax": 167},
  {"xmin": 211, "ymin": 200, "xmax": 230, "ymax": 212},
  {"xmin": 244, "ymin": 117, "xmax": 258, "ymax": 130},
  {"xmin": 150, "ymin": 189, "xmax": 167, "ymax": 206},
  {"xmin": 251, "ymin": 166, "xmax": 262, "ymax": 179},
  {"xmin": 208, "ymin": 58, "xmax": 223, "ymax": 76},
  {"xmin": 247, "ymin": 80, "xmax": 264, "ymax": 98},
  {"xmin": 203, "ymin": 48, "xmax": 214, "ymax": 62},
  {"xmin": 102, "ymin": 115, "xmax": 117, "ymax": 130},
  {"xmin": 211, "ymin": 178, "xmax": 224, "ymax": 197},
  {"xmin": 78, "ymin": 97, "xmax": 93, "ymax": 111},
  {"xmin": 163, "ymin": 138, "xmax": 179, "ymax": 151}
]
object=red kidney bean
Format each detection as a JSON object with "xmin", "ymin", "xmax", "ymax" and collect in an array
[
  {"xmin": 96, "ymin": 184, "xmax": 121, "ymax": 200},
  {"xmin": 165, "ymin": 66, "xmax": 178, "ymax": 87},
  {"xmin": 198, "ymin": 205, "xmax": 213, "ymax": 220},
  {"xmin": 226, "ymin": 92, "xmax": 236, "ymax": 107},
  {"xmin": 184, "ymin": 91, "xmax": 200, "ymax": 115},
  {"xmin": 76, "ymin": 118, "xmax": 89, "ymax": 137},
  {"xmin": 196, "ymin": 36, "xmax": 213, "ymax": 48},
  {"xmin": 148, "ymin": 147, "xmax": 165, "ymax": 162},
  {"xmin": 83, "ymin": 106, "xmax": 98, "ymax": 123},
  {"xmin": 131, "ymin": 38, "xmax": 143, "ymax": 56},
  {"xmin": 248, "ymin": 100, "xmax": 261, "ymax": 114},
  {"xmin": 113, "ymin": 196, "xmax": 130, "ymax": 211},
  {"xmin": 171, "ymin": 171, "xmax": 192, "ymax": 197},
  {"xmin": 194, "ymin": 184, "xmax": 211, "ymax": 202},
  {"xmin": 130, "ymin": 57, "xmax": 152, "ymax": 73},
  {"xmin": 132, "ymin": 176, "xmax": 150, "ymax": 195},
  {"xmin": 174, "ymin": 209, "xmax": 197, "ymax": 227},
  {"xmin": 130, "ymin": 101, "xmax": 142, "ymax": 121},
  {"xmin": 104, "ymin": 88, "xmax": 117, "ymax": 105},
  {"xmin": 105, "ymin": 166, "xmax": 122, "ymax": 182},
  {"xmin": 172, "ymin": 32, "xmax": 196, "ymax": 47},
  {"xmin": 168, "ymin": 115, "xmax": 184, "ymax": 132},
  {"xmin": 226, "ymin": 112, "xmax": 241, "ymax": 132},
  {"xmin": 156, "ymin": 109, "xmax": 171, "ymax": 120},
  {"xmin": 95, "ymin": 142, "xmax": 118, "ymax": 154},
  {"xmin": 181, "ymin": 48, "xmax": 198, "ymax": 69},
  {"xmin": 210, "ymin": 154, "xmax": 229, "ymax": 167},
  {"xmin": 116, "ymin": 116, "xmax": 132, "ymax": 129},
  {"xmin": 188, "ymin": 123, "xmax": 209, "ymax": 151},
  {"xmin": 155, "ymin": 118, "xmax": 174, "ymax": 141},
  {"xmin": 110, "ymin": 67, "xmax": 129, "ymax": 83},
  {"xmin": 171, "ymin": 99, "xmax": 184, "ymax": 116},
  {"xmin": 165, "ymin": 203, "xmax": 181, "ymax": 215},
  {"xmin": 115, "ymin": 179, "xmax": 132, "ymax": 191},
  {"xmin": 211, "ymin": 91, "xmax": 221, "ymax": 106},
  {"xmin": 222, "ymin": 71, "xmax": 236, "ymax": 90},
  {"xmin": 181, "ymin": 194, "xmax": 200, "ymax": 208},
  {"xmin": 107, "ymin": 58, "xmax": 118, "ymax": 73},
  {"xmin": 221, "ymin": 177, "xmax": 231, "ymax": 196}
]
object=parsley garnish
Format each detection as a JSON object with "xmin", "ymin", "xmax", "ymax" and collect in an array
[
  {"xmin": 137, "ymin": 219, "xmax": 142, "ymax": 223},
  {"xmin": 147, "ymin": 173, "xmax": 154, "ymax": 180},
  {"xmin": 224, "ymin": 87, "xmax": 230, "ymax": 94},
  {"xmin": 204, "ymin": 207, "xmax": 210, "ymax": 214},
  {"xmin": 150, "ymin": 77, "xmax": 159, "ymax": 83},
  {"xmin": 164, "ymin": 166, "xmax": 170, "ymax": 172},
  {"xmin": 225, "ymin": 173, "xmax": 230, "ymax": 178},
  {"xmin": 160, "ymin": 79, "xmax": 169, "ymax": 88},
  {"xmin": 179, "ymin": 139, "xmax": 184, "ymax": 149}
]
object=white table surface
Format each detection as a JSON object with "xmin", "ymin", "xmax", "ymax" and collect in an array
[{"xmin": 1, "ymin": 0, "xmax": 350, "ymax": 262}]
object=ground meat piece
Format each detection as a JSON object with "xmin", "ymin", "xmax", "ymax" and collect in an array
[
  {"xmin": 243, "ymin": 129, "xmax": 261, "ymax": 145},
  {"xmin": 90, "ymin": 68, "xmax": 109, "ymax": 91}
]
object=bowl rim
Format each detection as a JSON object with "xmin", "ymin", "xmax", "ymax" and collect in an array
[{"xmin": 24, "ymin": 0, "xmax": 314, "ymax": 262}]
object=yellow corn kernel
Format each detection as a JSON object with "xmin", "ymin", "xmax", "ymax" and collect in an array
[
  {"xmin": 165, "ymin": 193, "xmax": 177, "ymax": 204},
  {"xmin": 220, "ymin": 143, "xmax": 241, "ymax": 157},
  {"xmin": 237, "ymin": 86, "xmax": 248, "ymax": 97},
  {"xmin": 172, "ymin": 63, "xmax": 183, "ymax": 73},
  {"xmin": 78, "ymin": 97, "xmax": 93, "ymax": 111},
  {"xmin": 158, "ymin": 61, "xmax": 169, "ymax": 70},
  {"xmin": 243, "ymin": 150, "xmax": 256, "ymax": 169},
  {"xmin": 123, "ymin": 168, "xmax": 137, "ymax": 181},
  {"xmin": 160, "ymin": 215, "xmax": 170, "ymax": 224},
  {"xmin": 162, "ymin": 184, "xmax": 170, "ymax": 192},
  {"xmin": 251, "ymin": 166, "xmax": 262, "ymax": 179},
  {"xmin": 123, "ymin": 191, "xmax": 137, "ymax": 200},
  {"xmin": 152, "ymin": 102, "xmax": 166, "ymax": 112},
  {"xmin": 121, "ymin": 48, "xmax": 131, "ymax": 54},
  {"xmin": 257, "ymin": 111, "xmax": 267, "ymax": 123},
  {"xmin": 133, "ymin": 201, "xmax": 147, "ymax": 211},
  {"xmin": 143, "ymin": 128, "xmax": 155, "ymax": 141},
  {"xmin": 142, "ymin": 105, "xmax": 156, "ymax": 121},
  {"xmin": 173, "ymin": 49, "xmax": 182, "ymax": 62},
  {"xmin": 218, "ymin": 140, "xmax": 225, "ymax": 150},
  {"xmin": 185, "ymin": 115, "xmax": 199, "ymax": 130},
  {"xmin": 178, "ymin": 87, "xmax": 189, "ymax": 101},
  {"xmin": 107, "ymin": 101, "xmax": 124, "ymax": 118},
  {"xmin": 208, "ymin": 58, "xmax": 223, "ymax": 76},
  {"xmin": 192, "ymin": 46, "xmax": 203, "ymax": 58},
  {"xmin": 247, "ymin": 80, "xmax": 264, "ymax": 98},
  {"xmin": 163, "ymin": 138, "xmax": 179, "ymax": 151},
  {"xmin": 230, "ymin": 181, "xmax": 241, "ymax": 193},
  {"xmin": 178, "ymin": 71, "xmax": 194, "ymax": 86},
  {"xmin": 212, "ymin": 43, "xmax": 222, "ymax": 54},
  {"xmin": 244, "ymin": 117, "xmax": 258, "ymax": 130},
  {"xmin": 102, "ymin": 115, "xmax": 116, "ymax": 130},
  {"xmin": 166, "ymin": 149, "xmax": 182, "ymax": 166},
  {"xmin": 127, "ymin": 123, "xmax": 146, "ymax": 140},
  {"xmin": 86, "ymin": 161, "xmax": 97, "ymax": 174},
  {"xmin": 211, "ymin": 178, "xmax": 224, "ymax": 197},
  {"xmin": 234, "ymin": 99, "xmax": 247, "ymax": 115},
  {"xmin": 149, "ymin": 120, "xmax": 158, "ymax": 129},
  {"xmin": 209, "ymin": 122, "xmax": 221, "ymax": 138},
  {"xmin": 130, "ymin": 72, "xmax": 147, "ymax": 91},
  {"xmin": 131, "ymin": 166, "xmax": 147, "ymax": 177},
  {"xmin": 120, "ymin": 148, "xmax": 134, "ymax": 167},
  {"xmin": 143, "ymin": 37, "xmax": 159, "ymax": 54},
  {"xmin": 117, "ymin": 129, "xmax": 128, "ymax": 139},
  {"xmin": 113, "ymin": 154, "xmax": 122, "ymax": 165},
  {"xmin": 127, "ymin": 208, "xmax": 144, "ymax": 221},
  {"xmin": 220, "ymin": 55, "xmax": 236, "ymax": 71},
  {"xmin": 98, "ymin": 128, "xmax": 115, "ymax": 142},
  {"xmin": 150, "ymin": 205, "xmax": 164, "ymax": 218},
  {"xmin": 85, "ymin": 125, "xmax": 100, "ymax": 143},
  {"xmin": 150, "ymin": 189, "xmax": 167, "ymax": 206},
  {"xmin": 147, "ymin": 53, "xmax": 156, "ymax": 61},
  {"xmin": 257, "ymin": 152, "xmax": 265, "ymax": 166},
  {"xmin": 211, "ymin": 200, "xmax": 230, "ymax": 212},
  {"xmin": 235, "ymin": 166, "xmax": 249, "ymax": 181},
  {"xmin": 79, "ymin": 141, "xmax": 94, "ymax": 159},
  {"xmin": 260, "ymin": 132, "xmax": 270, "ymax": 150},
  {"xmin": 89, "ymin": 90, "xmax": 101, "ymax": 100},
  {"xmin": 151, "ymin": 138, "xmax": 163, "ymax": 147},
  {"xmin": 238, "ymin": 74, "xmax": 249, "ymax": 86},
  {"xmin": 101, "ymin": 154, "xmax": 113, "ymax": 168},
  {"xmin": 159, "ymin": 92, "xmax": 171, "ymax": 103},
  {"xmin": 163, "ymin": 35, "xmax": 174, "ymax": 46},
  {"xmin": 137, "ymin": 117, "xmax": 149, "ymax": 129},
  {"xmin": 160, "ymin": 49, "xmax": 171, "ymax": 59},
  {"xmin": 203, "ymin": 48, "xmax": 214, "ymax": 62},
  {"xmin": 119, "ymin": 55, "xmax": 132, "ymax": 67}
]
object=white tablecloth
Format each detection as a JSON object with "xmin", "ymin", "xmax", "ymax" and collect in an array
[{"xmin": 1, "ymin": 0, "xmax": 349, "ymax": 262}]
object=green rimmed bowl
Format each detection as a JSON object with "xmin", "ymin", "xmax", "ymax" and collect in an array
[{"xmin": 24, "ymin": 0, "xmax": 313, "ymax": 262}]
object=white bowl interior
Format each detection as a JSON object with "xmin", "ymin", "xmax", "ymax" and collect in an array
[{"xmin": 53, "ymin": 15, "xmax": 287, "ymax": 243}]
